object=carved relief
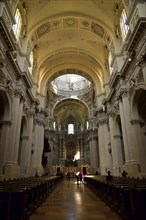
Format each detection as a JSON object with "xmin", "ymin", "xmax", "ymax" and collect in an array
[
  {"xmin": 37, "ymin": 22, "xmax": 51, "ymax": 37},
  {"xmin": 52, "ymin": 19, "xmax": 62, "ymax": 30},
  {"xmin": 91, "ymin": 22, "xmax": 105, "ymax": 38},
  {"xmin": 63, "ymin": 17, "xmax": 78, "ymax": 28},
  {"xmin": 80, "ymin": 19, "xmax": 90, "ymax": 30}
]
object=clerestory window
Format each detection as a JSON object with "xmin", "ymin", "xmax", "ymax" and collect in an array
[
  {"xmin": 12, "ymin": 8, "xmax": 22, "ymax": 40},
  {"xmin": 28, "ymin": 51, "xmax": 34, "ymax": 74},
  {"xmin": 68, "ymin": 124, "xmax": 74, "ymax": 134},
  {"xmin": 120, "ymin": 9, "xmax": 129, "ymax": 40}
]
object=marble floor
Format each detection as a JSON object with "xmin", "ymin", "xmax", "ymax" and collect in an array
[{"xmin": 29, "ymin": 178, "xmax": 124, "ymax": 220}]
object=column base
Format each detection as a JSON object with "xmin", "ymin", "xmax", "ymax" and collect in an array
[
  {"xmin": 4, "ymin": 162, "xmax": 20, "ymax": 180},
  {"xmin": 123, "ymin": 161, "xmax": 140, "ymax": 177}
]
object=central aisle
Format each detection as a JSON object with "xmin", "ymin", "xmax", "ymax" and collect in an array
[{"xmin": 29, "ymin": 178, "xmax": 123, "ymax": 220}]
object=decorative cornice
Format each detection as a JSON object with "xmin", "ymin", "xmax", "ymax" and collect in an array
[
  {"xmin": 109, "ymin": 71, "xmax": 121, "ymax": 89},
  {"xmin": 0, "ymin": 17, "xmax": 15, "ymax": 51},
  {"xmin": 126, "ymin": 18, "xmax": 146, "ymax": 53},
  {"xmin": 106, "ymin": 88, "xmax": 115, "ymax": 103}
]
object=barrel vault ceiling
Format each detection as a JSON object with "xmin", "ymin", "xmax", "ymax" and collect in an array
[{"xmin": 21, "ymin": 0, "xmax": 120, "ymax": 124}]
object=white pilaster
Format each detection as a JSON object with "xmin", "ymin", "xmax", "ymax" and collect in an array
[
  {"xmin": 13, "ymin": 98, "xmax": 24, "ymax": 163},
  {"xmin": 98, "ymin": 118, "xmax": 107, "ymax": 175},
  {"xmin": 19, "ymin": 136, "xmax": 29, "ymax": 177},
  {"xmin": 0, "ymin": 121, "xmax": 11, "ymax": 178},
  {"xmin": 25, "ymin": 108, "xmax": 35, "ymax": 176},
  {"xmin": 89, "ymin": 131, "xmax": 99, "ymax": 174},
  {"xmin": 119, "ymin": 89, "xmax": 140, "ymax": 176}
]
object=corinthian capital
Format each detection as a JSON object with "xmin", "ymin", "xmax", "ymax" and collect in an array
[{"xmin": 97, "ymin": 116, "xmax": 108, "ymax": 126}]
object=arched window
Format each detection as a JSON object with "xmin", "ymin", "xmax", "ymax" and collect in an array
[
  {"xmin": 68, "ymin": 124, "xmax": 74, "ymax": 134},
  {"xmin": 86, "ymin": 121, "xmax": 89, "ymax": 129},
  {"xmin": 120, "ymin": 9, "xmax": 129, "ymax": 40},
  {"xmin": 28, "ymin": 51, "xmax": 34, "ymax": 74},
  {"xmin": 13, "ymin": 8, "xmax": 22, "ymax": 40},
  {"xmin": 108, "ymin": 52, "xmax": 113, "ymax": 75}
]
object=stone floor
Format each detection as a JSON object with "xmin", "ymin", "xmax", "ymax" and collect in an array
[{"xmin": 29, "ymin": 178, "xmax": 124, "ymax": 220}]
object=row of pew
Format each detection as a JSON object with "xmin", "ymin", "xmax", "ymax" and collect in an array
[
  {"xmin": 84, "ymin": 176, "xmax": 146, "ymax": 220},
  {"xmin": 0, "ymin": 175, "xmax": 63, "ymax": 220}
]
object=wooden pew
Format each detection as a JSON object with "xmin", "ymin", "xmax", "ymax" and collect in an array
[
  {"xmin": 0, "ymin": 176, "xmax": 63, "ymax": 220},
  {"xmin": 84, "ymin": 176, "xmax": 146, "ymax": 220}
]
